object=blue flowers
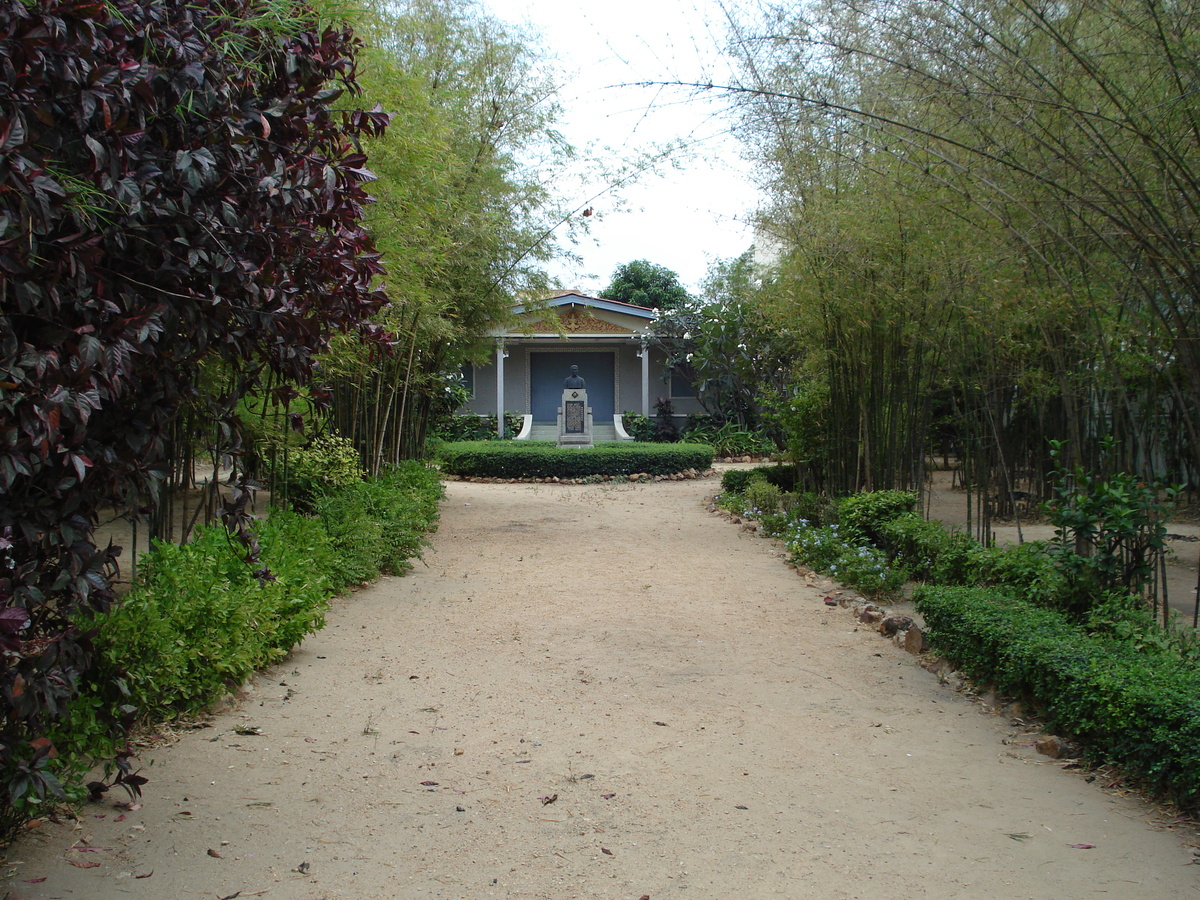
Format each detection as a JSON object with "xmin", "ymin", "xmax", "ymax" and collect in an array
[{"xmin": 786, "ymin": 522, "xmax": 904, "ymax": 598}]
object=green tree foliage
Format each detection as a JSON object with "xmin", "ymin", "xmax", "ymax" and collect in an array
[
  {"xmin": 723, "ymin": 0, "xmax": 1200, "ymax": 514},
  {"xmin": 323, "ymin": 0, "xmax": 575, "ymax": 467},
  {"xmin": 0, "ymin": 0, "xmax": 385, "ymax": 836},
  {"xmin": 603, "ymin": 259, "xmax": 693, "ymax": 310},
  {"xmin": 649, "ymin": 250, "xmax": 794, "ymax": 431}
]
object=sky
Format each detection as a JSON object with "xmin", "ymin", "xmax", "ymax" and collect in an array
[{"xmin": 482, "ymin": 0, "xmax": 760, "ymax": 296}]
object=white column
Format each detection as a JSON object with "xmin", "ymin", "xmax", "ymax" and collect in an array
[
  {"xmin": 639, "ymin": 340, "xmax": 651, "ymax": 415},
  {"xmin": 495, "ymin": 339, "xmax": 508, "ymax": 438}
]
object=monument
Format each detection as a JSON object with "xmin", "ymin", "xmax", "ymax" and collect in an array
[{"xmin": 557, "ymin": 365, "xmax": 593, "ymax": 448}]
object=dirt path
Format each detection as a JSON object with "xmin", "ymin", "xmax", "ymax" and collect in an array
[{"xmin": 4, "ymin": 475, "xmax": 1199, "ymax": 899}]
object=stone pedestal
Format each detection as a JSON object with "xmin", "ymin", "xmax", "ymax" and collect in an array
[{"xmin": 557, "ymin": 388, "xmax": 593, "ymax": 448}]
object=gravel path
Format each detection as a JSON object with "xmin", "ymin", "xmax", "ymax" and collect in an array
[{"xmin": 4, "ymin": 475, "xmax": 1198, "ymax": 899}]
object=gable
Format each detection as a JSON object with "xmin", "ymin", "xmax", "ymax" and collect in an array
[
  {"xmin": 522, "ymin": 308, "xmax": 636, "ymax": 335},
  {"xmin": 505, "ymin": 291, "xmax": 656, "ymax": 337}
]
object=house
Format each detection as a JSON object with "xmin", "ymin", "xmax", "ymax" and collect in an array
[{"xmin": 459, "ymin": 291, "xmax": 701, "ymax": 439}]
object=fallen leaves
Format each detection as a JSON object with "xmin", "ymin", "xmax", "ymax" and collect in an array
[
  {"xmin": 67, "ymin": 859, "xmax": 101, "ymax": 869},
  {"xmin": 207, "ymin": 847, "xmax": 223, "ymax": 858},
  {"xmin": 1069, "ymin": 843, "xmax": 1097, "ymax": 849},
  {"xmin": 601, "ymin": 847, "xmax": 614, "ymax": 856},
  {"xmin": 539, "ymin": 793, "xmax": 558, "ymax": 806}
]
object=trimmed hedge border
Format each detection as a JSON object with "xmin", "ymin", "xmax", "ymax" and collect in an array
[
  {"xmin": 914, "ymin": 584, "xmax": 1200, "ymax": 811},
  {"xmin": 435, "ymin": 441, "xmax": 715, "ymax": 479}
]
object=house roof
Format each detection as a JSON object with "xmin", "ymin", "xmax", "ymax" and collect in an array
[{"xmin": 512, "ymin": 291, "xmax": 658, "ymax": 320}]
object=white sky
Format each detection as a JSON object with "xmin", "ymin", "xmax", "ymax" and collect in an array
[{"xmin": 483, "ymin": 0, "xmax": 759, "ymax": 296}]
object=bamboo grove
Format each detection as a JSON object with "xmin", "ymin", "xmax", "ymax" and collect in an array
[{"xmin": 715, "ymin": 0, "xmax": 1200, "ymax": 527}]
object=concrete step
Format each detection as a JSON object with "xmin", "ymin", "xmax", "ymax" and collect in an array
[{"xmin": 526, "ymin": 423, "xmax": 622, "ymax": 442}]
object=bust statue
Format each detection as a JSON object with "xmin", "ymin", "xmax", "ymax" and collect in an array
[{"xmin": 563, "ymin": 365, "xmax": 586, "ymax": 389}]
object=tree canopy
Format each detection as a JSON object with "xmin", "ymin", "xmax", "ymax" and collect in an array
[
  {"xmin": 321, "ymin": 0, "xmax": 576, "ymax": 465},
  {"xmin": 602, "ymin": 259, "xmax": 693, "ymax": 310}
]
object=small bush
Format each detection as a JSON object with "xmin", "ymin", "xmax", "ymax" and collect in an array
[
  {"xmin": 837, "ymin": 490, "xmax": 916, "ymax": 545},
  {"xmin": 283, "ymin": 433, "xmax": 364, "ymax": 509},
  {"xmin": 720, "ymin": 465, "xmax": 798, "ymax": 495},
  {"xmin": 42, "ymin": 463, "xmax": 444, "ymax": 823},
  {"xmin": 685, "ymin": 420, "xmax": 775, "ymax": 456},
  {"xmin": 621, "ymin": 410, "xmax": 656, "ymax": 442},
  {"xmin": 435, "ymin": 441, "xmax": 713, "ymax": 479},
  {"xmin": 744, "ymin": 478, "xmax": 783, "ymax": 517},
  {"xmin": 312, "ymin": 461, "xmax": 443, "ymax": 586},
  {"xmin": 431, "ymin": 413, "xmax": 524, "ymax": 442},
  {"xmin": 878, "ymin": 513, "xmax": 978, "ymax": 584},
  {"xmin": 652, "ymin": 397, "xmax": 680, "ymax": 442},
  {"xmin": 84, "ymin": 511, "xmax": 337, "ymax": 723},
  {"xmin": 973, "ymin": 540, "xmax": 1065, "ymax": 598}
]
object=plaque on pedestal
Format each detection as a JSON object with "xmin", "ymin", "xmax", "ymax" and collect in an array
[{"xmin": 557, "ymin": 388, "xmax": 593, "ymax": 448}]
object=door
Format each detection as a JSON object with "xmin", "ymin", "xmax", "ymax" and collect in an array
[{"xmin": 530, "ymin": 352, "xmax": 615, "ymax": 423}]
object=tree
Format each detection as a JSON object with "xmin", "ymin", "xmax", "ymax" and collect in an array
[
  {"xmin": 722, "ymin": 0, "xmax": 1200, "ymax": 507},
  {"xmin": 648, "ymin": 250, "xmax": 794, "ymax": 430},
  {"xmin": 321, "ymin": 0, "xmax": 575, "ymax": 465},
  {"xmin": 0, "ymin": 0, "xmax": 386, "ymax": 832},
  {"xmin": 603, "ymin": 260, "xmax": 693, "ymax": 310}
]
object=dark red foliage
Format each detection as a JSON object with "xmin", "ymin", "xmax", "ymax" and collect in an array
[{"xmin": 0, "ymin": 0, "xmax": 388, "ymax": 824}]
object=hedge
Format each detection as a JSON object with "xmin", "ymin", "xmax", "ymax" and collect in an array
[
  {"xmin": 914, "ymin": 584, "xmax": 1200, "ymax": 811},
  {"xmin": 435, "ymin": 440, "xmax": 714, "ymax": 479}
]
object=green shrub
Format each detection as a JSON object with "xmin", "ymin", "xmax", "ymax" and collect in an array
[
  {"xmin": 684, "ymin": 420, "xmax": 775, "ymax": 456},
  {"xmin": 435, "ymin": 441, "xmax": 713, "ymax": 479},
  {"xmin": 878, "ymin": 513, "xmax": 978, "ymax": 584},
  {"xmin": 1044, "ymin": 438, "xmax": 1179, "ymax": 617},
  {"xmin": 620, "ymin": 410, "xmax": 655, "ymax": 442},
  {"xmin": 829, "ymin": 544, "xmax": 906, "ymax": 598},
  {"xmin": 973, "ymin": 540, "xmax": 1065, "ymax": 598},
  {"xmin": 744, "ymin": 478, "xmax": 783, "ymax": 516},
  {"xmin": 914, "ymin": 584, "xmax": 1200, "ymax": 811},
  {"xmin": 721, "ymin": 468, "xmax": 756, "ymax": 494},
  {"xmin": 312, "ymin": 461, "xmax": 443, "ymax": 586},
  {"xmin": 284, "ymin": 433, "xmax": 364, "ymax": 509},
  {"xmin": 84, "ymin": 511, "xmax": 337, "ymax": 723},
  {"xmin": 47, "ymin": 463, "xmax": 444, "ymax": 812},
  {"xmin": 720, "ymin": 464, "xmax": 798, "ymax": 495},
  {"xmin": 789, "ymin": 491, "xmax": 830, "ymax": 527},
  {"xmin": 431, "ymin": 412, "xmax": 524, "ymax": 442},
  {"xmin": 837, "ymin": 490, "xmax": 916, "ymax": 545}
]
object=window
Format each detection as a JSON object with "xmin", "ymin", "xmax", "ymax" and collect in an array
[{"xmin": 670, "ymin": 369, "xmax": 696, "ymax": 398}]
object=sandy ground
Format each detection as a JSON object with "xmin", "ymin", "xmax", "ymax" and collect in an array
[{"xmin": 4, "ymin": 470, "xmax": 1200, "ymax": 899}]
